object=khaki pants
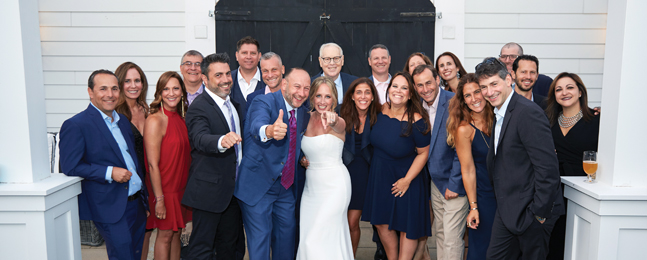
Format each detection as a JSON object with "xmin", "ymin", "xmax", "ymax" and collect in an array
[{"xmin": 431, "ymin": 181, "xmax": 469, "ymax": 260}]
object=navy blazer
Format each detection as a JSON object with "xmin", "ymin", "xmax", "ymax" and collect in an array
[
  {"xmin": 230, "ymin": 68, "xmax": 267, "ymax": 118},
  {"xmin": 486, "ymin": 92, "xmax": 564, "ymax": 235},
  {"xmin": 426, "ymin": 89, "xmax": 464, "ymax": 196},
  {"xmin": 342, "ymin": 113, "xmax": 373, "ymax": 166},
  {"xmin": 182, "ymin": 91, "xmax": 245, "ymax": 213},
  {"xmin": 60, "ymin": 104, "xmax": 146, "ymax": 223},
  {"xmin": 246, "ymin": 87, "xmax": 265, "ymax": 113},
  {"xmin": 533, "ymin": 74, "xmax": 553, "ymax": 97},
  {"xmin": 235, "ymin": 90, "xmax": 310, "ymax": 206},
  {"xmin": 534, "ymin": 93, "xmax": 548, "ymax": 110}
]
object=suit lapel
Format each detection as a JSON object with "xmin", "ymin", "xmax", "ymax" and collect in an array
[
  {"xmin": 206, "ymin": 94, "xmax": 229, "ymax": 131},
  {"xmin": 496, "ymin": 93, "xmax": 517, "ymax": 152},
  {"xmin": 86, "ymin": 105, "xmax": 127, "ymax": 167},
  {"xmin": 429, "ymin": 90, "xmax": 447, "ymax": 154}
]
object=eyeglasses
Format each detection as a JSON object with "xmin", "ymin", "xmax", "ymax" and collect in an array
[
  {"xmin": 321, "ymin": 56, "xmax": 342, "ymax": 64},
  {"xmin": 475, "ymin": 57, "xmax": 507, "ymax": 71},
  {"xmin": 498, "ymin": 54, "xmax": 518, "ymax": 61},
  {"xmin": 182, "ymin": 61, "xmax": 201, "ymax": 67}
]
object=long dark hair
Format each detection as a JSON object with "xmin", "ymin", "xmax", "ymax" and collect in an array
[
  {"xmin": 386, "ymin": 72, "xmax": 431, "ymax": 136},
  {"xmin": 149, "ymin": 71, "xmax": 189, "ymax": 118},
  {"xmin": 446, "ymin": 73, "xmax": 494, "ymax": 147},
  {"xmin": 435, "ymin": 52, "xmax": 468, "ymax": 91},
  {"xmin": 115, "ymin": 62, "xmax": 149, "ymax": 120},
  {"xmin": 340, "ymin": 78, "xmax": 381, "ymax": 133},
  {"xmin": 545, "ymin": 72, "xmax": 594, "ymax": 127}
]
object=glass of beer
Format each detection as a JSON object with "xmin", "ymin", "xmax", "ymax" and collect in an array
[{"xmin": 583, "ymin": 151, "xmax": 598, "ymax": 183}]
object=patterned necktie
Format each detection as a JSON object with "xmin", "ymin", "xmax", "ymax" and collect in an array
[
  {"xmin": 281, "ymin": 109, "xmax": 296, "ymax": 189},
  {"xmin": 224, "ymin": 99, "xmax": 239, "ymax": 179}
]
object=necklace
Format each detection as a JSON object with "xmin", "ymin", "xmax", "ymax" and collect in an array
[
  {"xmin": 471, "ymin": 121, "xmax": 489, "ymax": 149},
  {"xmin": 558, "ymin": 110, "xmax": 583, "ymax": 128}
]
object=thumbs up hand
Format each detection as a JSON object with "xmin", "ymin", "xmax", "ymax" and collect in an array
[{"xmin": 266, "ymin": 109, "xmax": 288, "ymax": 140}]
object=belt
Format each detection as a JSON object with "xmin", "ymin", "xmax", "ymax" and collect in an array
[{"xmin": 127, "ymin": 191, "xmax": 141, "ymax": 201}]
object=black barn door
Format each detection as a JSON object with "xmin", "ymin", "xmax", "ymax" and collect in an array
[{"xmin": 215, "ymin": 0, "xmax": 436, "ymax": 77}]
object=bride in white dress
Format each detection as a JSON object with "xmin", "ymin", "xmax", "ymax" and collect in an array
[{"xmin": 296, "ymin": 77, "xmax": 354, "ymax": 260}]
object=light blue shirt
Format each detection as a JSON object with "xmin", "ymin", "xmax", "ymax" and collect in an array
[
  {"xmin": 493, "ymin": 91, "xmax": 514, "ymax": 155},
  {"xmin": 323, "ymin": 73, "xmax": 344, "ymax": 104},
  {"xmin": 91, "ymin": 103, "xmax": 143, "ymax": 196}
]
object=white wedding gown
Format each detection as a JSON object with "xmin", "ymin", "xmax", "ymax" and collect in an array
[{"xmin": 296, "ymin": 134, "xmax": 354, "ymax": 260}]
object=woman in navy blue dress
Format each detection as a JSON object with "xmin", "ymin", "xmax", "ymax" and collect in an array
[
  {"xmin": 362, "ymin": 72, "xmax": 431, "ymax": 260},
  {"xmin": 339, "ymin": 78, "xmax": 381, "ymax": 257},
  {"xmin": 446, "ymin": 73, "xmax": 496, "ymax": 260}
]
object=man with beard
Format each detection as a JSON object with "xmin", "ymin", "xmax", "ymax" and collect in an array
[
  {"xmin": 246, "ymin": 52, "xmax": 285, "ymax": 111},
  {"xmin": 512, "ymin": 55, "xmax": 547, "ymax": 110},
  {"xmin": 499, "ymin": 43, "xmax": 553, "ymax": 97},
  {"xmin": 182, "ymin": 52, "xmax": 244, "ymax": 260},
  {"xmin": 235, "ymin": 68, "xmax": 311, "ymax": 260}
]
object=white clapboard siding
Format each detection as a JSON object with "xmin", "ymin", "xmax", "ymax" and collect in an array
[
  {"xmin": 464, "ymin": 0, "xmax": 607, "ymax": 107},
  {"xmin": 40, "ymin": 0, "xmax": 187, "ymax": 132}
]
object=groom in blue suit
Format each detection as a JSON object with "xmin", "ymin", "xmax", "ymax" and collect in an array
[
  {"xmin": 412, "ymin": 65, "xmax": 468, "ymax": 260},
  {"xmin": 60, "ymin": 70, "xmax": 147, "ymax": 260},
  {"xmin": 235, "ymin": 68, "xmax": 311, "ymax": 260}
]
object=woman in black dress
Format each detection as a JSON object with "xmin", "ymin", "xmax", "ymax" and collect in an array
[
  {"xmin": 545, "ymin": 72, "xmax": 600, "ymax": 260},
  {"xmin": 114, "ymin": 62, "xmax": 151, "ymax": 260},
  {"xmin": 339, "ymin": 78, "xmax": 381, "ymax": 257}
]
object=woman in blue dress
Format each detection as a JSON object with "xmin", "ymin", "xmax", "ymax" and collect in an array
[
  {"xmin": 339, "ymin": 78, "xmax": 381, "ymax": 257},
  {"xmin": 362, "ymin": 72, "xmax": 431, "ymax": 260},
  {"xmin": 446, "ymin": 73, "xmax": 496, "ymax": 260}
]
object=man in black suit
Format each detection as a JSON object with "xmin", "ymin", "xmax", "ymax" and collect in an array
[
  {"xmin": 230, "ymin": 36, "xmax": 267, "ymax": 115},
  {"xmin": 499, "ymin": 42, "xmax": 553, "ymax": 97},
  {"xmin": 182, "ymin": 53, "xmax": 244, "ymax": 260},
  {"xmin": 312, "ymin": 42, "xmax": 358, "ymax": 108},
  {"xmin": 475, "ymin": 57, "xmax": 564, "ymax": 260},
  {"xmin": 511, "ymin": 55, "xmax": 547, "ymax": 110}
]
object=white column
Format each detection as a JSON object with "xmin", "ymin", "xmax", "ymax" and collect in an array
[
  {"xmin": 563, "ymin": 0, "xmax": 647, "ymax": 259},
  {"xmin": 0, "ymin": 0, "xmax": 49, "ymax": 183},
  {"xmin": 0, "ymin": 0, "xmax": 82, "ymax": 259}
]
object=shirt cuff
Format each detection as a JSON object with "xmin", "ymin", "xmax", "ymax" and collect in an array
[
  {"xmin": 217, "ymin": 136, "xmax": 227, "ymax": 153},
  {"xmin": 105, "ymin": 166, "xmax": 113, "ymax": 183},
  {"xmin": 259, "ymin": 125, "xmax": 271, "ymax": 142}
]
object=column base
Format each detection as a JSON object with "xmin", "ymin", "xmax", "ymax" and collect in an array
[
  {"xmin": 0, "ymin": 173, "xmax": 82, "ymax": 260},
  {"xmin": 562, "ymin": 176, "xmax": 647, "ymax": 260}
]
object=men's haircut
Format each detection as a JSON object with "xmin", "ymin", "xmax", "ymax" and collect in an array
[
  {"xmin": 319, "ymin": 42, "xmax": 343, "ymax": 56},
  {"xmin": 411, "ymin": 64, "xmax": 438, "ymax": 80},
  {"xmin": 261, "ymin": 52, "xmax": 282, "ymax": 66},
  {"xmin": 368, "ymin": 44, "xmax": 390, "ymax": 57},
  {"xmin": 475, "ymin": 57, "xmax": 509, "ymax": 81},
  {"xmin": 512, "ymin": 54, "xmax": 539, "ymax": 73},
  {"xmin": 88, "ymin": 69, "xmax": 117, "ymax": 90},
  {"xmin": 501, "ymin": 42, "xmax": 523, "ymax": 55},
  {"xmin": 181, "ymin": 50, "xmax": 204, "ymax": 64},
  {"xmin": 200, "ymin": 53, "xmax": 230, "ymax": 78},
  {"xmin": 236, "ymin": 36, "xmax": 260, "ymax": 52},
  {"xmin": 284, "ymin": 67, "xmax": 308, "ymax": 82}
]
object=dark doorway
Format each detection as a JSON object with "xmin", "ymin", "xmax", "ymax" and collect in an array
[{"xmin": 215, "ymin": 0, "xmax": 436, "ymax": 77}]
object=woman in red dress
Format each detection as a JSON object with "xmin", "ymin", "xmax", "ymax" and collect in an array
[{"xmin": 144, "ymin": 71, "xmax": 192, "ymax": 260}]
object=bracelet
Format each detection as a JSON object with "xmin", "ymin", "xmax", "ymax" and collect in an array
[
  {"xmin": 470, "ymin": 207, "xmax": 478, "ymax": 211},
  {"xmin": 470, "ymin": 201, "xmax": 477, "ymax": 204},
  {"xmin": 154, "ymin": 195, "xmax": 164, "ymax": 203}
]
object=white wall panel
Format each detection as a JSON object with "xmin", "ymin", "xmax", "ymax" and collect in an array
[
  {"xmin": 38, "ymin": 0, "xmax": 184, "ymax": 12},
  {"xmin": 465, "ymin": 0, "xmax": 585, "ymax": 14},
  {"xmin": 465, "ymin": 29, "xmax": 606, "ymax": 44},
  {"xmin": 41, "ymin": 42, "xmax": 185, "ymax": 56},
  {"xmin": 38, "ymin": 12, "xmax": 71, "ymax": 26},
  {"xmin": 40, "ymin": 27, "xmax": 184, "ymax": 42},
  {"xmin": 70, "ymin": 12, "xmax": 184, "ymax": 27},
  {"xmin": 466, "ymin": 14, "xmax": 607, "ymax": 29}
]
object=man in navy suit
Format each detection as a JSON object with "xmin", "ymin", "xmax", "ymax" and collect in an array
[
  {"xmin": 311, "ymin": 42, "xmax": 358, "ymax": 108},
  {"xmin": 511, "ymin": 54, "xmax": 547, "ymax": 110},
  {"xmin": 476, "ymin": 57, "xmax": 564, "ymax": 260},
  {"xmin": 235, "ymin": 68, "xmax": 311, "ymax": 260},
  {"xmin": 230, "ymin": 36, "xmax": 267, "ymax": 115},
  {"xmin": 246, "ymin": 52, "xmax": 285, "ymax": 111},
  {"xmin": 412, "ymin": 65, "xmax": 468, "ymax": 260},
  {"xmin": 60, "ymin": 70, "xmax": 147, "ymax": 260}
]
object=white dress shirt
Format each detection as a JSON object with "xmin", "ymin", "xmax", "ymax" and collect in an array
[
  {"xmin": 423, "ymin": 89, "xmax": 441, "ymax": 130},
  {"xmin": 372, "ymin": 74, "xmax": 392, "ymax": 105},
  {"xmin": 238, "ymin": 67, "xmax": 262, "ymax": 100},
  {"xmin": 205, "ymin": 87, "xmax": 242, "ymax": 164},
  {"xmin": 493, "ymin": 92, "xmax": 514, "ymax": 155}
]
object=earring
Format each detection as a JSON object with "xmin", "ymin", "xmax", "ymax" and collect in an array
[
  {"xmin": 457, "ymin": 71, "xmax": 461, "ymax": 79},
  {"xmin": 372, "ymin": 99, "xmax": 374, "ymax": 101}
]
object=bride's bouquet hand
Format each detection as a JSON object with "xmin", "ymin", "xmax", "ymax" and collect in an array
[{"xmin": 391, "ymin": 178, "xmax": 411, "ymax": 197}]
